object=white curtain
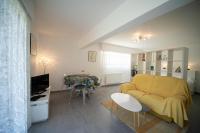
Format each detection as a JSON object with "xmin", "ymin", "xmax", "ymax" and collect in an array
[
  {"xmin": 101, "ymin": 51, "xmax": 131, "ymax": 83},
  {"xmin": 0, "ymin": 0, "xmax": 30, "ymax": 132}
]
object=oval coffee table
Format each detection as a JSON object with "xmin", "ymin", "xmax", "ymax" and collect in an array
[{"xmin": 111, "ymin": 93, "xmax": 142, "ymax": 128}]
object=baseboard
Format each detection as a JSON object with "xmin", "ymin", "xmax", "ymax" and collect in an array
[
  {"xmin": 51, "ymin": 89, "xmax": 67, "ymax": 93},
  {"xmin": 101, "ymin": 83, "xmax": 121, "ymax": 87}
]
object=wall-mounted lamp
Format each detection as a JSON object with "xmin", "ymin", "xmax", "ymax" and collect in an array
[
  {"xmin": 39, "ymin": 57, "xmax": 50, "ymax": 74},
  {"xmin": 188, "ymin": 64, "xmax": 192, "ymax": 70}
]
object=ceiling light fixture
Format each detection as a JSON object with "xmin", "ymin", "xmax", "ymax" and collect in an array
[{"xmin": 132, "ymin": 32, "xmax": 153, "ymax": 43}]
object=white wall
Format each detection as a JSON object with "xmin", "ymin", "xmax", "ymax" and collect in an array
[
  {"xmin": 31, "ymin": 34, "xmax": 98, "ymax": 91},
  {"xmin": 31, "ymin": 33, "xmax": 138, "ymax": 91},
  {"xmin": 187, "ymin": 44, "xmax": 200, "ymax": 93},
  {"xmin": 187, "ymin": 45, "xmax": 200, "ymax": 71}
]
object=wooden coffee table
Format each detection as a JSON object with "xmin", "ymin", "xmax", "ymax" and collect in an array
[{"xmin": 111, "ymin": 93, "xmax": 143, "ymax": 128}]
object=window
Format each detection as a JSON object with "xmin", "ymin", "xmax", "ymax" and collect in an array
[
  {"xmin": 102, "ymin": 51, "xmax": 131, "ymax": 83},
  {"xmin": 103, "ymin": 51, "xmax": 131, "ymax": 74}
]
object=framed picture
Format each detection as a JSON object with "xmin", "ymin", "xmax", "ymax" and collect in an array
[
  {"xmin": 88, "ymin": 51, "xmax": 97, "ymax": 62},
  {"xmin": 30, "ymin": 33, "xmax": 37, "ymax": 56}
]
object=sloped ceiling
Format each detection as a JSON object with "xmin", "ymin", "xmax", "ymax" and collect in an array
[{"xmin": 104, "ymin": 1, "xmax": 200, "ymax": 51}]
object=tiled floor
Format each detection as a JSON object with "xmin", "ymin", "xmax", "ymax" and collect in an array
[
  {"xmin": 29, "ymin": 85, "xmax": 133, "ymax": 133},
  {"xmin": 29, "ymin": 85, "xmax": 200, "ymax": 133}
]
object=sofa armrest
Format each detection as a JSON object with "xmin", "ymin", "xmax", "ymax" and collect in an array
[{"xmin": 120, "ymin": 83, "xmax": 137, "ymax": 93}]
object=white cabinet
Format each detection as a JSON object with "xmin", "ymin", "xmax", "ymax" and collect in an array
[
  {"xmin": 31, "ymin": 86, "xmax": 51, "ymax": 123},
  {"xmin": 31, "ymin": 102, "xmax": 48, "ymax": 123}
]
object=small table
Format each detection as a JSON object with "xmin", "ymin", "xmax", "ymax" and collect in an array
[{"xmin": 111, "ymin": 93, "xmax": 142, "ymax": 128}]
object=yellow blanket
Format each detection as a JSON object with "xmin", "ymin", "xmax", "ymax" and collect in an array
[{"xmin": 120, "ymin": 74, "xmax": 192, "ymax": 127}]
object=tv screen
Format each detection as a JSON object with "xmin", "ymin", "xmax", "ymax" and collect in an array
[{"xmin": 31, "ymin": 74, "xmax": 49, "ymax": 95}]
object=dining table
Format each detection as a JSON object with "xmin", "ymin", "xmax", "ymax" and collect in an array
[{"xmin": 64, "ymin": 74, "xmax": 99, "ymax": 104}]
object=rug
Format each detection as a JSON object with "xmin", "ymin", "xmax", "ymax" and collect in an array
[{"xmin": 102, "ymin": 100, "xmax": 188, "ymax": 133}]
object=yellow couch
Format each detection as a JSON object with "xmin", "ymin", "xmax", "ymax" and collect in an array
[{"xmin": 120, "ymin": 74, "xmax": 192, "ymax": 127}]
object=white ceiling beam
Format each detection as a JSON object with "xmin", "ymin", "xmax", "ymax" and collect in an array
[{"xmin": 79, "ymin": 0, "xmax": 193, "ymax": 48}]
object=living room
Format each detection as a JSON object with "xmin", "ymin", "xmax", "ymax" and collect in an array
[{"xmin": 0, "ymin": 0, "xmax": 200, "ymax": 133}]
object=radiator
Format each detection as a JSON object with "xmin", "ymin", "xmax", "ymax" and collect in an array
[{"xmin": 104, "ymin": 73, "xmax": 122, "ymax": 85}]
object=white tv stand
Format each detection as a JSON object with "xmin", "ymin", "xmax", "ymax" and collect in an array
[{"xmin": 31, "ymin": 86, "xmax": 51, "ymax": 123}]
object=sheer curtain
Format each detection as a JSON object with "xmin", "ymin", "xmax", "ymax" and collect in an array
[
  {"xmin": 101, "ymin": 51, "xmax": 131, "ymax": 83},
  {"xmin": 0, "ymin": 0, "xmax": 30, "ymax": 132}
]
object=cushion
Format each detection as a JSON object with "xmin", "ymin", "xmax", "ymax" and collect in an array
[
  {"xmin": 149, "ymin": 76, "xmax": 185, "ymax": 97},
  {"xmin": 132, "ymin": 74, "xmax": 154, "ymax": 92},
  {"xmin": 120, "ymin": 83, "xmax": 137, "ymax": 93},
  {"xmin": 127, "ymin": 90, "xmax": 147, "ymax": 99}
]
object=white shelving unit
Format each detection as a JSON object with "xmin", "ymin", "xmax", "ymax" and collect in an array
[
  {"xmin": 155, "ymin": 51, "xmax": 162, "ymax": 76},
  {"xmin": 133, "ymin": 47, "xmax": 188, "ymax": 80},
  {"xmin": 160, "ymin": 50, "xmax": 173, "ymax": 77},
  {"xmin": 172, "ymin": 48, "xmax": 188, "ymax": 79},
  {"xmin": 137, "ymin": 53, "xmax": 146, "ymax": 74}
]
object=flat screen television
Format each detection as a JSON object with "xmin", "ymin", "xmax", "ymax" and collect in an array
[{"xmin": 31, "ymin": 74, "xmax": 49, "ymax": 95}]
